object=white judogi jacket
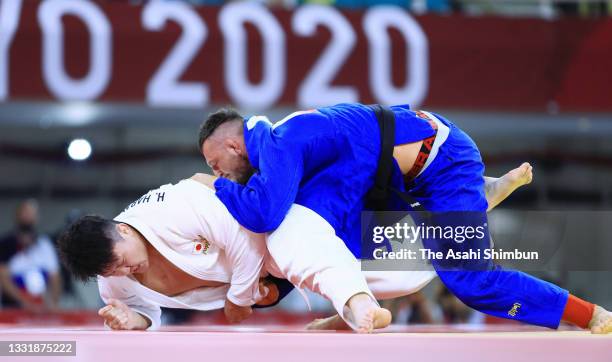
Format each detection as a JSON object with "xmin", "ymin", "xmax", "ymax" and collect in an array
[{"xmin": 98, "ymin": 179, "xmax": 267, "ymax": 329}]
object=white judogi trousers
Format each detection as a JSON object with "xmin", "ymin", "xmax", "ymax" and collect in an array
[{"xmin": 264, "ymin": 205, "xmax": 436, "ymax": 328}]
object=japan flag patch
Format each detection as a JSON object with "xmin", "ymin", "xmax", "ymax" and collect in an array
[{"xmin": 192, "ymin": 236, "xmax": 210, "ymax": 255}]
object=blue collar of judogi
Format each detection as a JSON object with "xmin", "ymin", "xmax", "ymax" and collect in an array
[{"xmin": 243, "ymin": 115, "xmax": 272, "ymax": 170}]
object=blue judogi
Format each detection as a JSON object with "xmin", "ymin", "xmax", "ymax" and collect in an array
[{"xmin": 214, "ymin": 103, "xmax": 568, "ymax": 329}]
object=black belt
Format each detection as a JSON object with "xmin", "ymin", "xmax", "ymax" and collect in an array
[{"xmin": 366, "ymin": 104, "xmax": 425, "ymax": 212}]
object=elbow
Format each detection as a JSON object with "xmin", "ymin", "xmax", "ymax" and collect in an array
[
  {"xmin": 260, "ymin": 218, "xmax": 284, "ymax": 233},
  {"xmin": 228, "ymin": 189, "xmax": 290, "ymax": 232},
  {"xmin": 245, "ymin": 218, "xmax": 282, "ymax": 233},
  {"xmin": 242, "ymin": 210, "xmax": 285, "ymax": 233}
]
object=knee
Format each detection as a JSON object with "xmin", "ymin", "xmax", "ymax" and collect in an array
[
  {"xmin": 435, "ymin": 270, "xmax": 487, "ymax": 303},
  {"xmin": 436, "ymin": 266, "xmax": 507, "ymax": 306}
]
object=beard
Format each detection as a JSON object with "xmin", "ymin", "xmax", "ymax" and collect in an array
[{"xmin": 233, "ymin": 155, "xmax": 256, "ymax": 185}]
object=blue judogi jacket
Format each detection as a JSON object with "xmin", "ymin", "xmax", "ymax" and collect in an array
[{"xmin": 214, "ymin": 103, "xmax": 435, "ymax": 257}]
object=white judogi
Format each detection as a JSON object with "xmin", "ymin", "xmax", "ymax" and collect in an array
[
  {"xmin": 99, "ymin": 179, "xmax": 436, "ymax": 330},
  {"xmin": 99, "ymin": 179, "xmax": 267, "ymax": 329}
]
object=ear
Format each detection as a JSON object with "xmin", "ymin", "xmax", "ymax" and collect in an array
[
  {"xmin": 115, "ymin": 223, "xmax": 130, "ymax": 237},
  {"xmin": 224, "ymin": 138, "xmax": 242, "ymax": 156}
]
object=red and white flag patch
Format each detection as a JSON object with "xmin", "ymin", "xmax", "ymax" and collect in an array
[{"xmin": 192, "ymin": 236, "xmax": 210, "ymax": 255}]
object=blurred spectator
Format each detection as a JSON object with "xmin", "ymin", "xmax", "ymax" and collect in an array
[
  {"xmin": 0, "ymin": 200, "xmax": 62, "ymax": 312},
  {"xmin": 436, "ymin": 284, "xmax": 472, "ymax": 323},
  {"xmin": 381, "ymin": 291, "xmax": 434, "ymax": 324},
  {"xmin": 296, "ymin": 0, "xmax": 452, "ymax": 12},
  {"xmin": 123, "ymin": 0, "xmax": 457, "ymax": 12},
  {"xmin": 555, "ymin": 0, "xmax": 611, "ymax": 17}
]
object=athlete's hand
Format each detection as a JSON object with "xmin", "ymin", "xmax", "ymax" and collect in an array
[
  {"xmin": 255, "ymin": 278, "xmax": 279, "ymax": 307},
  {"xmin": 224, "ymin": 298, "xmax": 252, "ymax": 324},
  {"xmin": 98, "ymin": 298, "xmax": 150, "ymax": 330},
  {"xmin": 190, "ymin": 173, "xmax": 217, "ymax": 190}
]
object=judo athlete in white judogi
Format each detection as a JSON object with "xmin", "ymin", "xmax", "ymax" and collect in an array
[{"xmin": 59, "ymin": 174, "xmax": 422, "ymax": 332}]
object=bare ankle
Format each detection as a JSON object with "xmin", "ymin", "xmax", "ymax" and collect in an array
[{"xmin": 347, "ymin": 293, "xmax": 375, "ymax": 309}]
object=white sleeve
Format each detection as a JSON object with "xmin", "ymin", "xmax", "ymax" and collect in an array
[
  {"xmin": 187, "ymin": 182, "xmax": 266, "ymax": 306},
  {"xmin": 97, "ymin": 276, "xmax": 162, "ymax": 330},
  {"xmin": 221, "ymin": 230, "xmax": 266, "ymax": 306}
]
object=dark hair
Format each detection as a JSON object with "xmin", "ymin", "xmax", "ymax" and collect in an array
[
  {"xmin": 198, "ymin": 108, "xmax": 244, "ymax": 149},
  {"xmin": 57, "ymin": 215, "xmax": 119, "ymax": 281}
]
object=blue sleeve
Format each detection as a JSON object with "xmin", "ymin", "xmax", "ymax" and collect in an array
[{"xmin": 214, "ymin": 142, "xmax": 304, "ymax": 233}]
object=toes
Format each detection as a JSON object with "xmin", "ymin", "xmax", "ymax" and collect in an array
[
  {"xmin": 357, "ymin": 327, "xmax": 371, "ymax": 334},
  {"xmin": 357, "ymin": 311, "xmax": 374, "ymax": 333},
  {"xmin": 356, "ymin": 323, "xmax": 373, "ymax": 333},
  {"xmin": 522, "ymin": 167, "xmax": 530, "ymax": 176},
  {"xmin": 590, "ymin": 315, "xmax": 612, "ymax": 334},
  {"xmin": 603, "ymin": 320, "xmax": 612, "ymax": 333}
]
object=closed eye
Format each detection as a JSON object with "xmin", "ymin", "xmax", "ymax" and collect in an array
[{"xmin": 105, "ymin": 257, "xmax": 125, "ymax": 277}]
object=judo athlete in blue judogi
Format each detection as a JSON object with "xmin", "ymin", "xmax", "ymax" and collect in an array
[{"xmin": 198, "ymin": 103, "xmax": 611, "ymax": 333}]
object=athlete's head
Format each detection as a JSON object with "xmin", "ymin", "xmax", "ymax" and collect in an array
[
  {"xmin": 199, "ymin": 108, "xmax": 254, "ymax": 185},
  {"xmin": 57, "ymin": 215, "xmax": 149, "ymax": 281}
]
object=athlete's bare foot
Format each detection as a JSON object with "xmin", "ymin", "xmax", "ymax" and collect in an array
[
  {"xmin": 305, "ymin": 314, "xmax": 350, "ymax": 331},
  {"xmin": 486, "ymin": 162, "xmax": 533, "ymax": 211},
  {"xmin": 588, "ymin": 305, "xmax": 612, "ymax": 334},
  {"xmin": 504, "ymin": 162, "xmax": 533, "ymax": 188},
  {"xmin": 346, "ymin": 293, "xmax": 392, "ymax": 333}
]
